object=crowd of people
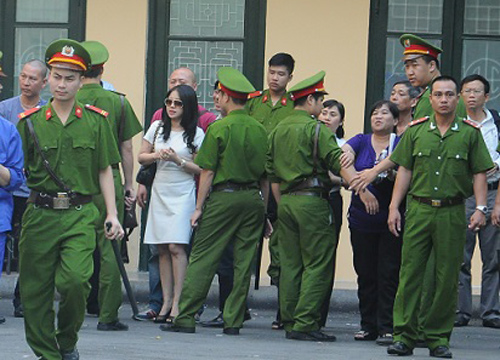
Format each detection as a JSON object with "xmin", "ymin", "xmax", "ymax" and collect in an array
[{"xmin": 0, "ymin": 31, "xmax": 500, "ymax": 360}]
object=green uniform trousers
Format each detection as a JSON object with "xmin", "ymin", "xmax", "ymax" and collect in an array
[
  {"xmin": 267, "ymin": 227, "xmax": 280, "ymax": 285},
  {"xmin": 175, "ymin": 189, "xmax": 265, "ymax": 329},
  {"xmin": 92, "ymin": 168, "xmax": 124, "ymax": 323},
  {"xmin": 277, "ymin": 194, "xmax": 336, "ymax": 333},
  {"xmin": 393, "ymin": 199, "xmax": 466, "ymax": 350},
  {"xmin": 19, "ymin": 203, "xmax": 98, "ymax": 360}
]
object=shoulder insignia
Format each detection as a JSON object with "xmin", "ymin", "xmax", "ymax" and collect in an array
[
  {"xmin": 462, "ymin": 118, "xmax": 481, "ymax": 129},
  {"xmin": 262, "ymin": 94, "xmax": 268, "ymax": 103},
  {"xmin": 110, "ymin": 90, "xmax": 126, "ymax": 97},
  {"xmin": 85, "ymin": 104, "xmax": 109, "ymax": 118},
  {"xmin": 409, "ymin": 116, "xmax": 430, "ymax": 127},
  {"xmin": 248, "ymin": 90, "xmax": 263, "ymax": 99},
  {"xmin": 18, "ymin": 106, "xmax": 42, "ymax": 120}
]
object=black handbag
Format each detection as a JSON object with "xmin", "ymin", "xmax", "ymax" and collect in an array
[{"xmin": 136, "ymin": 122, "xmax": 161, "ymax": 187}]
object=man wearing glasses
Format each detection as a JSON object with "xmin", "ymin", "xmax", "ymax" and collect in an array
[{"xmin": 455, "ymin": 74, "xmax": 500, "ymax": 329}]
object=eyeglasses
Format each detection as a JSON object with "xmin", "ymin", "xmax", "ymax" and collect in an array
[
  {"xmin": 462, "ymin": 89, "xmax": 484, "ymax": 95},
  {"xmin": 164, "ymin": 99, "xmax": 183, "ymax": 108}
]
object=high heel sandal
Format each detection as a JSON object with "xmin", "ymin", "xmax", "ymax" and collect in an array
[
  {"xmin": 154, "ymin": 310, "xmax": 171, "ymax": 324},
  {"xmin": 165, "ymin": 315, "xmax": 176, "ymax": 324}
]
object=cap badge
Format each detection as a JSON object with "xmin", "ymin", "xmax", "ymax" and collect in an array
[
  {"xmin": 404, "ymin": 39, "xmax": 411, "ymax": 48},
  {"xmin": 61, "ymin": 45, "xmax": 75, "ymax": 57}
]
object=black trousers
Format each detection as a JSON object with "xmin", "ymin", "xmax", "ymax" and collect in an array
[{"xmin": 350, "ymin": 227, "xmax": 402, "ymax": 334}]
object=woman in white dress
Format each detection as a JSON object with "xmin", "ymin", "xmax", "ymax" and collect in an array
[{"xmin": 138, "ymin": 85, "xmax": 205, "ymax": 323}]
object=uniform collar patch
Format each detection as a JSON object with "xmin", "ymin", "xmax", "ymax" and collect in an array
[
  {"xmin": 45, "ymin": 108, "xmax": 52, "ymax": 120},
  {"xmin": 75, "ymin": 105, "xmax": 82, "ymax": 118}
]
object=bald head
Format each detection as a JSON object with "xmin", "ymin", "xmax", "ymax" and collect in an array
[{"xmin": 168, "ymin": 67, "xmax": 197, "ymax": 91}]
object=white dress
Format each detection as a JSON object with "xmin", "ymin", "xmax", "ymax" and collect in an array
[{"xmin": 143, "ymin": 121, "xmax": 205, "ymax": 244}]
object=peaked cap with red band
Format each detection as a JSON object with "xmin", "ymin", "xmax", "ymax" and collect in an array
[
  {"xmin": 217, "ymin": 67, "xmax": 256, "ymax": 99},
  {"xmin": 289, "ymin": 70, "xmax": 328, "ymax": 101},
  {"xmin": 81, "ymin": 40, "xmax": 109, "ymax": 67},
  {"xmin": 45, "ymin": 39, "xmax": 91, "ymax": 72},
  {"xmin": 400, "ymin": 34, "xmax": 442, "ymax": 61}
]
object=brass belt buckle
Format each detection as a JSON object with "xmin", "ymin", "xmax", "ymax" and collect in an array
[
  {"xmin": 431, "ymin": 199, "xmax": 441, "ymax": 207},
  {"xmin": 53, "ymin": 192, "xmax": 70, "ymax": 209}
]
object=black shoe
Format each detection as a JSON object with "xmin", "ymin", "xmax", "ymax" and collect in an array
[
  {"xmin": 454, "ymin": 315, "xmax": 469, "ymax": 327},
  {"xmin": 430, "ymin": 345, "xmax": 453, "ymax": 358},
  {"xmin": 86, "ymin": 306, "xmax": 100, "ymax": 317},
  {"xmin": 13, "ymin": 305, "xmax": 24, "ymax": 318},
  {"xmin": 200, "ymin": 312, "xmax": 224, "ymax": 328},
  {"xmin": 97, "ymin": 320, "xmax": 129, "ymax": 331},
  {"xmin": 223, "ymin": 327, "xmax": 240, "ymax": 335},
  {"xmin": 61, "ymin": 347, "xmax": 79, "ymax": 360},
  {"xmin": 387, "ymin": 341, "xmax": 413, "ymax": 356},
  {"xmin": 483, "ymin": 318, "xmax": 500, "ymax": 329},
  {"xmin": 286, "ymin": 330, "xmax": 336, "ymax": 342},
  {"xmin": 0, "ymin": 316, "xmax": 5, "ymax": 324},
  {"xmin": 159, "ymin": 323, "xmax": 195, "ymax": 333},
  {"xmin": 244, "ymin": 309, "xmax": 252, "ymax": 322}
]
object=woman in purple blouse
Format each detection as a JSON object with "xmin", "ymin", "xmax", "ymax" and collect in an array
[{"xmin": 342, "ymin": 100, "xmax": 402, "ymax": 345}]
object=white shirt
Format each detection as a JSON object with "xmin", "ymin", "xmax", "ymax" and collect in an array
[{"xmin": 468, "ymin": 108, "xmax": 500, "ymax": 183}]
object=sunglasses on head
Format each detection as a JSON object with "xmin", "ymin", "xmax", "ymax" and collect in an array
[{"xmin": 164, "ymin": 99, "xmax": 183, "ymax": 108}]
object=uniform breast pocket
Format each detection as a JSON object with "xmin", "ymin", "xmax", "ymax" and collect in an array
[
  {"xmin": 72, "ymin": 138, "xmax": 96, "ymax": 167},
  {"xmin": 413, "ymin": 148, "xmax": 431, "ymax": 173},
  {"xmin": 39, "ymin": 141, "xmax": 59, "ymax": 164},
  {"xmin": 447, "ymin": 151, "xmax": 468, "ymax": 175}
]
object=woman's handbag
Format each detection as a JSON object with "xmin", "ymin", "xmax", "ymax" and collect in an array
[{"xmin": 136, "ymin": 123, "xmax": 161, "ymax": 187}]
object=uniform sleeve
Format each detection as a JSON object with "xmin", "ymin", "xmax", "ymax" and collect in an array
[
  {"xmin": 265, "ymin": 130, "xmax": 279, "ymax": 183},
  {"xmin": 194, "ymin": 124, "xmax": 219, "ymax": 171},
  {"xmin": 317, "ymin": 124, "xmax": 342, "ymax": 175},
  {"xmin": 2, "ymin": 124, "xmax": 24, "ymax": 192},
  {"xmin": 98, "ymin": 116, "xmax": 121, "ymax": 170},
  {"xmin": 390, "ymin": 129, "xmax": 414, "ymax": 169},
  {"xmin": 16, "ymin": 119, "xmax": 32, "ymax": 171},
  {"xmin": 469, "ymin": 129, "xmax": 494, "ymax": 174},
  {"xmin": 120, "ymin": 97, "xmax": 143, "ymax": 141}
]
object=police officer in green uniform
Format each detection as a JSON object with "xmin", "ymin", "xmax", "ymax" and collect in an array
[
  {"xmin": 246, "ymin": 52, "xmax": 295, "ymax": 329},
  {"xmin": 387, "ymin": 76, "xmax": 492, "ymax": 358},
  {"xmin": 77, "ymin": 40, "xmax": 142, "ymax": 330},
  {"xmin": 17, "ymin": 39, "xmax": 123, "ymax": 360},
  {"xmin": 161, "ymin": 67, "xmax": 269, "ymax": 335},
  {"xmin": 267, "ymin": 71, "xmax": 358, "ymax": 342}
]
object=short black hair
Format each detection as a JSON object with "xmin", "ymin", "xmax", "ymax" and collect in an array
[
  {"xmin": 269, "ymin": 53, "xmax": 295, "ymax": 75},
  {"xmin": 84, "ymin": 66, "xmax": 103, "ymax": 79},
  {"xmin": 294, "ymin": 92, "xmax": 324, "ymax": 107},
  {"xmin": 421, "ymin": 54, "xmax": 440, "ymax": 70},
  {"xmin": 213, "ymin": 80, "xmax": 220, "ymax": 90},
  {"xmin": 369, "ymin": 99, "xmax": 399, "ymax": 120},
  {"xmin": 430, "ymin": 75, "xmax": 459, "ymax": 94},
  {"xmin": 392, "ymin": 80, "xmax": 419, "ymax": 99},
  {"xmin": 460, "ymin": 74, "xmax": 490, "ymax": 94},
  {"xmin": 323, "ymin": 99, "xmax": 346, "ymax": 138}
]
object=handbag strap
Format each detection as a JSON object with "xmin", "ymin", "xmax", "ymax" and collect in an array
[
  {"xmin": 25, "ymin": 118, "xmax": 75, "ymax": 197},
  {"xmin": 152, "ymin": 121, "xmax": 161, "ymax": 152},
  {"xmin": 312, "ymin": 122, "xmax": 321, "ymax": 176}
]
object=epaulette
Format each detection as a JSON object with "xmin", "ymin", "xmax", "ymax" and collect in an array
[
  {"xmin": 408, "ymin": 116, "xmax": 429, "ymax": 127},
  {"xmin": 462, "ymin": 118, "xmax": 481, "ymax": 129},
  {"xmin": 248, "ymin": 90, "xmax": 263, "ymax": 99},
  {"xmin": 110, "ymin": 90, "xmax": 126, "ymax": 97},
  {"xmin": 18, "ymin": 106, "xmax": 42, "ymax": 120},
  {"xmin": 85, "ymin": 104, "xmax": 109, "ymax": 118}
]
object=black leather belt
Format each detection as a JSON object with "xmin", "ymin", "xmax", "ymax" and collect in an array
[
  {"xmin": 488, "ymin": 181, "xmax": 499, "ymax": 191},
  {"xmin": 412, "ymin": 195, "xmax": 463, "ymax": 207},
  {"xmin": 28, "ymin": 191, "xmax": 92, "ymax": 209},
  {"xmin": 212, "ymin": 182, "xmax": 259, "ymax": 193},
  {"xmin": 287, "ymin": 190, "xmax": 328, "ymax": 199}
]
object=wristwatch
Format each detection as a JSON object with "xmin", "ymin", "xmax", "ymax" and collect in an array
[
  {"xmin": 476, "ymin": 205, "xmax": 488, "ymax": 215},
  {"xmin": 179, "ymin": 159, "xmax": 187, "ymax": 168}
]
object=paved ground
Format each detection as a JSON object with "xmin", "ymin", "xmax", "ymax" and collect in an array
[{"xmin": 1, "ymin": 296, "xmax": 499, "ymax": 360}]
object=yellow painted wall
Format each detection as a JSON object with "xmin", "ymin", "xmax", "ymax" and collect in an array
[{"xmin": 86, "ymin": 0, "xmax": 148, "ymax": 270}]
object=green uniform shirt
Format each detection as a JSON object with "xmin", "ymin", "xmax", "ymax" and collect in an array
[
  {"xmin": 77, "ymin": 83, "xmax": 142, "ymax": 156},
  {"xmin": 17, "ymin": 101, "xmax": 121, "ymax": 195},
  {"xmin": 195, "ymin": 109, "xmax": 268, "ymax": 185},
  {"xmin": 266, "ymin": 109, "xmax": 343, "ymax": 193},
  {"xmin": 246, "ymin": 89, "xmax": 294, "ymax": 134},
  {"xmin": 413, "ymin": 86, "xmax": 467, "ymax": 119},
  {"xmin": 390, "ymin": 114, "xmax": 493, "ymax": 199}
]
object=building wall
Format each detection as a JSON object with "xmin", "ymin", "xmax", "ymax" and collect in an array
[{"xmin": 85, "ymin": 0, "xmax": 483, "ymax": 292}]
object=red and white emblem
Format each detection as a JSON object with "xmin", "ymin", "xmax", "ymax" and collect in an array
[{"xmin": 62, "ymin": 45, "xmax": 75, "ymax": 57}]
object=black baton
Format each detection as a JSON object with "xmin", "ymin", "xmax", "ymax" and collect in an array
[{"xmin": 106, "ymin": 222, "xmax": 139, "ymax": 318}]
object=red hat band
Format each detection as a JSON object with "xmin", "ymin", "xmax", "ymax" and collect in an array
[
  {"xmin": 219, "ymin": 82, "xmax": 248, "ymax": 99},
  {"xmin": 403, "ymin": 44, "xmax": 439, "ymax": 59},
  {"xmin": 291, "ymin": 80, "xmax": 326, "ymax": 101},
  {"xmin": 48, "ymin": 52, "xmax": 87, "ymax": 71}
]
